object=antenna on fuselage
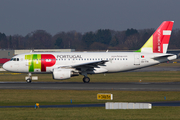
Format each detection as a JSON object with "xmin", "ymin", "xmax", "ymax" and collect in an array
[{"xmin": 30, "ymin": 49, "xmax": 34, "ymax": 53}]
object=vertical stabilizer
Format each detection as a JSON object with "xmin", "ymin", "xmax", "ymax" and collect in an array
[{"xmin": 136, "ymin": 21, "xmax": 174, "ymax": 53}]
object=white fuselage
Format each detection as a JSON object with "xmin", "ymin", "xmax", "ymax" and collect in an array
[{"xmin": 2, "ymin": 52, "xmax": 177, "ymax": 74}]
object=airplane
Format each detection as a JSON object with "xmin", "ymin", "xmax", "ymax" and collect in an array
[{"xmin": 2, "ymin": 21, "xmax": 177, "ymax": 83}]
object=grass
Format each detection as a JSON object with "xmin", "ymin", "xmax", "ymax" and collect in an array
[
  {"xmin": 0, "ymin": 90, "xmax": 180, "ymax": 106},
  {"xmin": 0, "ymin": 90, "xmax": 180, "ymax": 119},
  {"xmin": 0, "ymin": 107, "xmax": 180, "ymax": 120},
  {"xmin": 0, "ymin": 63, "xmax": 180, "ymax": 119}
]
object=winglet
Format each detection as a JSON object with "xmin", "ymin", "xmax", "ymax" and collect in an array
[{"xmin": 135, "ymin": 21, "xmax": 174, "ymax": 53}]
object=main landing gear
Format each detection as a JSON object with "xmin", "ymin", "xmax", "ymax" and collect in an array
[
  {"xmin": 83, "ymin": 77, "xmax": 90, "ymax": 83},
  {"xmin": 81, "ymin": 70, "xmax": 90, "ymax": 83}
]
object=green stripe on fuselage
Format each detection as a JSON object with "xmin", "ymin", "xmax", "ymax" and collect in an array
[{"xmin": 25, "ymin": 54, "xmax": 41, "ymax": 72}]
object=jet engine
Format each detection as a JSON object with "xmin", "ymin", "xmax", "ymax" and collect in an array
[{"xmin": 52, "ymin": 68, "xmax": 79, "ymax": 80}]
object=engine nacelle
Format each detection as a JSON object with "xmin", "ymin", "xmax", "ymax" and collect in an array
[
  {"xmin": 53, "ymin": 68, "xmax": 71, "ymax": 80},
  {"xmin": 52, "ymin": 68, "xmax": 79, "ymax": 80}
]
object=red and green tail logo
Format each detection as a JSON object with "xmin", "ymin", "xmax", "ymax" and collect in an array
[{"xmin": 136, "ymin": 21, "xmax": 174, "ymax": 53}]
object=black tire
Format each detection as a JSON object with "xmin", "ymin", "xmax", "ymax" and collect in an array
[
  {"xmin": 83, "ymin": 77, "xmax": 90, "ymax": 83},
  {"xmin": 26, "ymin": 78, "xmax": 31, "ymax": 83}
]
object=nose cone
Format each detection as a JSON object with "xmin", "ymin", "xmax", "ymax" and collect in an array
[{"xmin": 2, "ymin": 62, "xmax": 9, "ymax": 71}]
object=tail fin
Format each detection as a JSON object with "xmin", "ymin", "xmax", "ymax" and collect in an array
[{"xmin": 136, "ymin": 21, "xmax": 174, "ymax": 53}]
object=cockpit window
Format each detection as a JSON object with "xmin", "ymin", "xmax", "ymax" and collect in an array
[{"xmin": 10, "ymin": 58, "xmax": 19, "ymax": 61}]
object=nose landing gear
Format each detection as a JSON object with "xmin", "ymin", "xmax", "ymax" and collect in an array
[
  {"xmin": 26, "ymin": 73, "xmax": 32, "ymax": 83},
  {"xmin": 26, "ymin": 78, "xmax": 32, "ymax": 83}
]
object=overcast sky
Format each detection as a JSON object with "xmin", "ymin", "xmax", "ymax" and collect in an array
[{"xmin": 0, "ymin": 0, "xmax": 180, "ymax": 36}]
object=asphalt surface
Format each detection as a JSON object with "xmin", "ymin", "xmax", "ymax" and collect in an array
[{"xmin": 0, "ymin": 82, "xmax": 180, "ymax": 91}]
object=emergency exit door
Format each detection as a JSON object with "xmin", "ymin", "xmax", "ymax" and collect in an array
[{"xmin": 134, "ymin": 55, "xmax": 140, "ymax": 65}]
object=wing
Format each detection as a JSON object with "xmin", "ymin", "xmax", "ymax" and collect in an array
[
  {"xmin": 54, "ymin": 60, "xmax": 108, "ymax": 74},
  {"xmin": 71, "ymin": 60, "xmax": 108, "ymax": 68}
]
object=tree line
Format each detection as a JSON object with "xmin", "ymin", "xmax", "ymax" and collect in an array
[{"xmin": 0, "ymin": 28, "xmax": 180, "ymax": 51}]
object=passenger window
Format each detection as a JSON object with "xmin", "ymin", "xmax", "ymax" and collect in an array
[
  {"xmin": 13, "ymin": 58, "xmax": 16, "ymax": 61},
  {"xmin": 17, "ymin": 58, "xmax": 19, "ymax": 61}
]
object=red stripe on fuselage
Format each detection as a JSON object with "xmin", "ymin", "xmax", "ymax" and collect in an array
[{"xmin": 41, "ymin": 54, "xmax": 56, "ymax": 72}]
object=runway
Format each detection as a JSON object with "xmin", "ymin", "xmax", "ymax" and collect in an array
[{"xmin": 0, "ymin": 82, "xmax": 180, "ymax": 91}]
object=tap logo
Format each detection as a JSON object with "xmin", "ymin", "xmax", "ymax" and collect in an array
[{"xmin": 25, "ymin": 54, "xmax": 56, "ymax": 72}]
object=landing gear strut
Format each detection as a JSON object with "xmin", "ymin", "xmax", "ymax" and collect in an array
[{"xmin": 83, "ymin": 77, "xmax": 90, "ymax": 83}]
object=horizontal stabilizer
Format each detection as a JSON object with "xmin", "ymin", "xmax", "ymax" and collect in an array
[{"xmin": 151, "ymin": 54, "xmax": 177, "ymax": 60}]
